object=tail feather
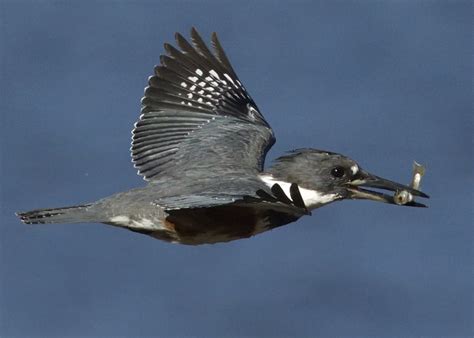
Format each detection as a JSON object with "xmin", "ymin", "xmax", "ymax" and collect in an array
[{"xmin": 16, "ymin": 204, "xmax": 95, "ymax": 224}]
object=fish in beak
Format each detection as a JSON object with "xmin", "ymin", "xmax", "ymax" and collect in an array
[{"xmin": 346, "ymin": 165, "xmax": 429, "ymax": 207}]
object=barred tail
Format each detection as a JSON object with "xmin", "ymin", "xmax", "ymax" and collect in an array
[{"xmin": 16, "ymin": 204, "xmax": 95, "ymax": 224}]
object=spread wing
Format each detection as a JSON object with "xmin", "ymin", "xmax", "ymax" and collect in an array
[{"xmin": 132, "ymin": 28, "xmax": 275, "ymax": 181}]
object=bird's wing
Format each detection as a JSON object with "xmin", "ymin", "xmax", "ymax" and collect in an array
[
  {"xmin": 132, "ymin": 28, "xmax": 275, "ymax": 181},
  {"xmin": 154, "ymin": 178, "xmax": 310, "ymax": 217}
]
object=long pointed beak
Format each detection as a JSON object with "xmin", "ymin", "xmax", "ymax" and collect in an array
[{"xmin": 346, "ymin": 170, "xmax": 429, "ymax": 207}]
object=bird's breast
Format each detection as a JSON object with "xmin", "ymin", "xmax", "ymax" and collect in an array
[
  {"xmin": 163, "ymin": 206, "xmax": 267, "ymax": 245},
  {"xmin": 110, "ymin": 204, "xmax": 299, "ymax": 245}
]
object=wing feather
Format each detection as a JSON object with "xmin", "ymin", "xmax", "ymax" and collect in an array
[
  {"xmin": 211, "ymin": 32, "xmax": 238, "ymax": 79},
  {"xmin": 132, "ymin": 28, "xmax": 275, "ymax": 181}
]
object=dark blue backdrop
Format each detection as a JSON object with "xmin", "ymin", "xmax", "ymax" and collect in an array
[{"xmin": 1, "ymin": 1, "xmax": 472, "ymax": 337}]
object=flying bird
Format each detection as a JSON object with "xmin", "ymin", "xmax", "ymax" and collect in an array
[{"xmin": 17, "ymin": 28, "xmax": 429, "ymax": 245}]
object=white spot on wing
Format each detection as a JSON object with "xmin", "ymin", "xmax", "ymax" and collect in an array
[
  {"xmin": 209, "ymin": 70, "xmax": 219, "ymax": 78},
  {"xmin": 195, "ymin": 69, "xmax": 203, "ymax": 76},
  {"xmin": 180, "ymin": 82, "xmax": 187, "ymax": 88},
  {"xmin": 224, "ymin": 73, "xmax": 236, "ymax": 86},
  {"xmin": 188, "ymin": 76, "xmax": 198, "ymax": 82},
  {"xmin": 187, "ymin": 93, "xmax": 193, "ymax": 99}
]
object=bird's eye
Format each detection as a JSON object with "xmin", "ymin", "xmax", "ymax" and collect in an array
[{"xmin": 331, "ymin": 166, "xmax": 346, "ymax": 178}]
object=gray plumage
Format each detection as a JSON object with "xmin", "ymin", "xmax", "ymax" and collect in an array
[{"xmin": 17, "ymin": 28, "xmax": 428, "ymax": 245}]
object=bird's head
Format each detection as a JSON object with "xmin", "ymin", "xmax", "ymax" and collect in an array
[{"xmin": 265, "ymin": 148, "xmax": 429, "ymax": 209}]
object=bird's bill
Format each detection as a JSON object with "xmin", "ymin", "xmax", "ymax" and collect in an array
[{"xmin": 346, "ymin": 170, "xmax": 429, "ymax": 207}]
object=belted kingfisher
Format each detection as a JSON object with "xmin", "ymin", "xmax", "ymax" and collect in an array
[{"xmin": 17, "ymin": 28, "xmax": 429, "ymax": 245}]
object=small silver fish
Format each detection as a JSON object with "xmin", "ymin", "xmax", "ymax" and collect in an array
[{"xmin": 394, "ymin": 161, "xmax": 425, "ymax": 205}]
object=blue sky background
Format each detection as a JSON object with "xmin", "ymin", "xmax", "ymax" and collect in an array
[{"xmin": 1, "ymin": 1, "xmax": 472, "ymax": 337}]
